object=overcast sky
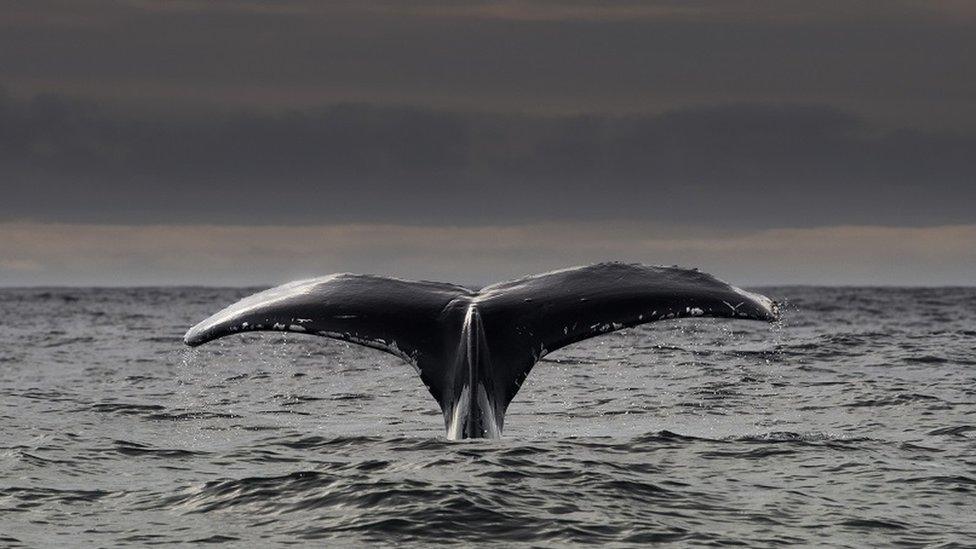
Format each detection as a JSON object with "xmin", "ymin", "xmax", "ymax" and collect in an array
[{"xmin": 1, "ymin": 1, "xmax": 974, "ymax": 286}]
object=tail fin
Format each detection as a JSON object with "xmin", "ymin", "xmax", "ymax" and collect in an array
[
  {"xmin": 475, "ymin": 263, "xmax": 779, "ymax": 412},
  {"xmin": 184, "ymin": 264, "xmax": 779, "ymax": 438},
  {"xmin": 183, "ymin": 274, "xmax": 472, "ymax": 410}
]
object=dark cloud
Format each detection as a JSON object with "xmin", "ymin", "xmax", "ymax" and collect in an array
[
  {"xmin": 1, "ymin": 2, "xmax": 974, "ymax": 285},
  {"xmin": 2, "ymin": 1, "xmax": 974, "ymax": 128},
  {"xmin": 1, "ymin": 90, "xmax": 973, "ymax": 228},
  {"xmin": 1, "ymin": 1, "xmax": 973, "ymax": 227}
]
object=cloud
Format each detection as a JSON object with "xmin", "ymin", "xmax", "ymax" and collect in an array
[
  {"xmin": 2, "ymin": 222, "xmax": 974, "ymax": 286},
  {"xmin": 2, "ymin": 1, "xmax": 974, "ymax": 126},
  {"xmin": 3, "ymin": 3, "xmax": 973, "ymax": 286},
  {"xmin": 1, "ymin": 92, "xmax": 973, "ymax": 229},
  {"xmin": 16, "ymin": 1, "xmax": 975, "ymax": 24}
]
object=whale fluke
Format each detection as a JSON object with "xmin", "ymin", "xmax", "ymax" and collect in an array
[{"xmin": 184, "ymin": 263, "xmax": 779, "ymax": 439}]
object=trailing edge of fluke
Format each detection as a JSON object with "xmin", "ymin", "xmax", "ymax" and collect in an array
[{"xmin": 184, "ymin": 262, "xmax": 779, "ymax": 439}]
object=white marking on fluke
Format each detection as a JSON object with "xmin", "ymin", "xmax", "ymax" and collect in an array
[{"xmin": 446, "ymin": 385, "xmax": 471, "ymax": 441}]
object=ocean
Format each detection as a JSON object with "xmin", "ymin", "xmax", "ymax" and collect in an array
[{"xmin": 1, "ymin": 286, "xmax": 974, "ymax": 547}]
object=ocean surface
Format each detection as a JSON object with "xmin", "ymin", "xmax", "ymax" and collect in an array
[{"xmin": 1, "ymin": 286, "xmax": 974, "ymax": 547}]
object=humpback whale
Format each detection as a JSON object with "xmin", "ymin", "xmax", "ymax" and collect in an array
[{"xmin": 184, "ymin": 263, "xmax": 779, "ymax": 439}]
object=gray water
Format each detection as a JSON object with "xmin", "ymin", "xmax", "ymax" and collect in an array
[{"xmin": 1, "ymin": 287, "xmax": 974, "ymax": 547}]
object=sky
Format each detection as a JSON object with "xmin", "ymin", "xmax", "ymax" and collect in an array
[{"xmin": 1, "ymin": 0, "xmax": 974, "ymax": 286}]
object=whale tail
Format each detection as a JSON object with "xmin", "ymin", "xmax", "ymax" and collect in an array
[{"xmin": 184, "ymin": 263, "xmax": 779, "ymax": 439}]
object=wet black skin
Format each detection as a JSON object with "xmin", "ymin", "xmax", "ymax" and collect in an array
[{"xmin": 184, "ymin": 263, "xmax": 779, "ymax": 439}]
